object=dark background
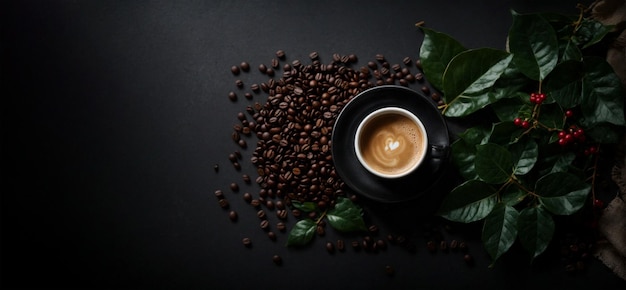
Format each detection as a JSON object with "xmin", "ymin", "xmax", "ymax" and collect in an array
[{"xmin": 2, "ymin": 0, "xmax": 625, "ymax": 289}]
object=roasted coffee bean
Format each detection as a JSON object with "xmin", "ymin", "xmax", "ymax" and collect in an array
[
  {"xmin": 440, "ymin": 240, "xmax": 448, "ymax": 252},
  {"xmin": 326, "ymin": 241, "xmax": 335, "ymax": 253},
  {"xmin": 229, "ymin": 210, "xmax": 238, "ymax": 221},
  {"xmin": 275, "ymin": 50, "xmax": 285, "ymax": 59},
  {"xmin": 218, "ymin": 199, "xmax": 229, "ymax": 209},
  {"xmin": 415, "ymin": 59, "xmax": 422, "ymax": 69},
  {"xmin": 266, "ymin": 68, "xmax": 275, "ymax": 77},
  {"xmin": 230, "ymin": 182, "xmax": 239, "ymax": 192},
  {"xmin": 275, "ymin": 200, "xmax": 285, "ymax": 210},
  {"xmin": 265, "ymin": 200, "xmax": 275, "ymax": 210},
  {"xmin": 260, "ymin": 220, "xmax": 270, "ymax": 230},
  {"xmin": 376, "ymin": 239, "xmax": 387, "ymax": 250},
  {"xmin": 351, "ymin": 240, "xmax": 361, "ymax": 251},
  {"xmin": 240, "ymin": 61, "xmax": 250, "ymax": 72},
  {"xmin": 459, "ymin": 241, "xmax": 468, "ymax": 252},
  {"xmin": 251, "ymin": 83, "xmax": 260, "ymax": 92},
  {"xmin": 276, "ymin": 222, "xmax": 286, "ymax": 232},
  {"xmin": 415, "ymin": 72, "xmax": 424, "ymax": 82},
  {"xmin": 309, "ymin": 51, "xmax": 319, "ymax": 60},
  {"xmin": 258, "ymin": 63, "xmax": 267, "ymax": 74},
  {"xmin": 250, "ymin": 199, "xmax": 261, "ymax": 208},
  {"xmin": 228, "ymin": 91, "xmax": 237, "ymax": 101},
  {"xmin": 427, "ymin": 240, "xmax": 437, "ymax": 253},
  {"xmin": 243, "ymin": 192, "xmax": 252, "ymax": 203},
  {"xmin": 214, "ymin": 189, "xmax": 224, "ymax": 199},
  {"xmin": 421, "ymin": 86, "xmax": 430, "ymax": 94},
  {"xmin": 232, "ymin": 162, "xmax": 241, "ymax": 170},
  {"xmin": 214, "ymin": 164, "xmax": 219, "ymax": 172},
  {"xmin": 385, "ymin": 265, "xmax": 395, "ymax": 276},
  {"xmin": 231, "ymin": 65, "xmax": 240, "ymax": 75},
  {"xmin": 316, "ymin": 225, "xmax": 325, "ymax": 236},
  {"xmin": 336, "ymin": 239, "xmax": 345, "ymax": 252},
  {"xmin": 235, "ymin": 79, "xmax": 244, "ymax": 88},
  {"xmin": 231, "ymin": 132, "xmax": 240, "ymax": 142},
  {"xmin": 242, "ymin": 174, "xmax": 251, "ymax": 184},
  {"xmin": 268, "ymin": 231, "xmax": 277, "ymax": 241},
  {"xmin": 271, "ymin": 58, "xmax": 279, "ymax": 68},
  {"xmin": 368, "ymin": 225, "xmax": 379, "ymax": 234},
  {"xmin": 238, "ymin": 139, "xmax": 247, "ymax": 148},
  {"xmin": 375, "ymin": 54, "xmax": 385, "ymax": 62},
  {"xmin": 244, "ymin": 92, "xmax": 253, "ymax": 100},
  {"xmin": 272, "ymin": 254, "xmax": 282, "ymax": 265},
  {"xmin": 403, "ymin": 56, "xmax": 412, "ymax": 65},
  {"xmin": 276, "ymin": 209, "xmax": 287, "ymax": 220},
  {"xmin": 431, "ymin": 92, "xmax": 441, "ymax": 102},
  {"xmin": 450, "ymin": 239, "xmax": 459, "ymax": 250},
  {"xmin": 242, "ymin": 237, "xmax": 252, "ymax": 247},
  {"xmin": 257, "ymin": 209, "xmax": 267, "ymax": 219},
  {"xmin": 464, "ymin": 254, "xmax": 474, "ymax": 265}
]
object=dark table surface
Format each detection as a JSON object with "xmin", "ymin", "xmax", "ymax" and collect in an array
[{"xmin": 3, "ymin": 0, "xmax": 626, "ymax": 289}]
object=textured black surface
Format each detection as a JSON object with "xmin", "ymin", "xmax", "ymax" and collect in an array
[{"xmin": 2, "ymin": 0, "xmax": 625, "ymax": 289}]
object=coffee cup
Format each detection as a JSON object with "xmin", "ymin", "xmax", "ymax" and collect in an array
[{"xmin": 354, "ymin": 107, "xmax": 428, "ymax": 179}]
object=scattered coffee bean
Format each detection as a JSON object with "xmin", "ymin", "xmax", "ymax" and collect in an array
[
  {"xmin": 230, "ymin": 182, "xmax": 239, "ymax": 192},
  {"xmin": 240, "ymin": 61, "xmax": 250, "ymax": 72},
  {"xmin": 244, "ymin": 92, "xmax": 253, "ymax": 100},
  {"xmin": 326, "ymin": 241, "xmax": 335, "ymax": 254},
  {"xmin": 415, "ymin": 72, "xmax": 424, "ymax": 82},
  {"xmin": 385, "ymin": 265, "xmax": 395, "ymax": 276},
  {"xmin": 238, "ymin": 139, "xmax": 247, "ymax": 148},
  {"xmin": 427, "ymin": 240, "xmax": 437, "ymax": 253},
  {"xmin": 375, "ymin": 54, "xmax": 385, "ymax": 62},
  {"xmin": 258, "ymin": 63, "xmax": 267, "ymax": 74},
  {"xmin": 271, "ymin": 58, "xmax": 279, "ymax": 68},
  {"xmin": 257, "ymin": 209, "xmax": 267, "ymax": 219},
  {"xmin": 235, "ymin": 79, "xmax": 243, "ymax": 88},
  {"xmin": 260, "ymin": 220, "xmax": 270, "ymax": 230},
  {"xmin": 403, "ymin": 56, "xmax": 412, "ymax": 66},
  {"xmin": 309, "ymin": 51, "xmax": 319, "ymax": 60},
  {"xmin": 232, "ymin": 162, "xmax": 241, "ymax": 170},
  {"xmin": 214, "ymin": 189, "xmax": 224, "ymax": 199},
  {"xmin": 243, "ymin": 192, "xmax": 252, "ymax": 203},
  {"xmin": 464, "ymin": 254, "xmax": 474, "ymax": 266},
  {"xmin": 316, "ymin": 225, "xmax": 325, "ymax": 236},
  {"xmin": 276, "ymin": 222, "xmax": 286, "ymax": 232},
  {"xmin": 376, "ymin": 239, "xmax": 387, "ymax": 250},
  {"xmin": 276, "ymin": 209, "xmax": 288, "ymax": 220},
  {"xmin": 228, "ymin": 91, "xmax": 237, "ymax": 101},
  {"xmin": 268, "ymin": 231, "xmax": 277, "ymax": 241},
  {"xmin": 431, "ymin": 92, "xmax": 440, "ymax": 102},
  {"xmin": 218, "ymin": 199, "xmax": 229, "ymax": 209},
  {"xmin": 250, "ymin": 199, "xmax": 261, "ymax": 208},
  {"xmin": 421, "ymin": 86, "xmax": 430, "ymax": 94},
  {"xmin": 231, "ymin": 65, "xmax": 240, "ymax": 75},
  {"xmin": 275, "ymin": 50, "xmax": 285, "ymax": 59},
  {"xmin": 214, "ymin": 164, "xmax": 219, "ymax": 172},
  {"xmin": 459, "ymin": 241, "xmax": 468, "ymax": 252},
  {"xmin": 265, "ymin": 200, "xmax": 275, "ymax": 210},
  {"xmin": 229, "ymin": 210, "xmax": 238, "ymax": 221},
  {"xmin": 242, "ymin": 237, "xmax": 252, "ymax": 247},
  {"xmin": 415, "ymin": 59, "xmax": 422, "ymax": 69},
  {"xmin": 351, "ymin": 240, "xmax": 361, "ymax": 251},
  {"xmin": 450, "ymin": 239, "xmax": 458, "ymax": 250},
  {"xmin": 336, "ymin": 239, "xmax": 345, "ymax": 252},
  {"xmin": 440, "ymin": 240, "xmax": 448, "ymax": 252},
  {"xmin": 272, "ymin": 254, "xmax": 282, "ymax": 265},
  {"xmin": 368, "ymin": 225, "xmax": 379, "ymax": 234}
]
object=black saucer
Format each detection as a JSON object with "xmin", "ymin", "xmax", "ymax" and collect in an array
[{"xmin": 331, "ymin": 85, "xmax": 450, "ymax": 203}]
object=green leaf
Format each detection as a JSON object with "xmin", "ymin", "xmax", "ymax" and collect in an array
[
  {"xmin": 575, "ymin": 18, "xmax": 614, "ymax": 49},
  {"xmin": 548, "ymin": 151, "xmax": 576, "ymax": 174},
  {"xmin": 442, "ymin": 49, "xmax": 513, "ymax": 117},
  {"xmin": 459, "ymin": 125, "xmax": 491, "ymax": 145},
  {"xmin": 585, "ymin": 122, "xmax": 624, "ymax": 144},
  {"xmin": 291, "ymin": 200, "xmax": 317, "ymax": 212},
  {"xmin": 491, "ymin": 93, "xmax": 531, "ymax": 122},
  {"xmin": 419, "ymin": 27, "xmax": 467, "ymax": 91},
  {"xmin": 501, "ymin": 185, "xmax": 527, "ymax": 206},
  {"xmin": 510, "ymin": 138, "xmax": 538, "ymax": 175},
  {"xmin": 488, "ymin": 121, "xmax": 525, "ymax": 145},
  {"xmin": 286, "ymin": 219, "xmax": 317, "ymax": 247},
  {"xmin": 438, "ymin": 180, "xmax": 497, "ymax": 223},
  {"xmin": 326, "ymin": 197, "xmax": 367, "ymax": 232},
  {"xmin": 581, "ymin": 56, "xmax": 626, "ymax": 126},
  {"xmin": 451, "ymin": 138, "xmax": 479, "ymax": 180},
  {"xmin": 536, "ymin": 172, "xmax": 591, "ymax": 215},
  {"xmin": 560, "ymin": 37, "xmax": 582, "ymax": 62},
  {"xmin": 508, "ymin": 10, "xmax": 559, "ymax": 80},
  {"xmin": 544, "ymin": 60, "xmax": 584, "ymax": 108},
  {"xmin": 518, "ymin": 206, "xmax": 555, "ymax": 260},
  {"xmin": 482, "ymin": 203, "xmax": 519, "ymax": 263},
  {"xmin": 475, "ymin": 143, "xmax": 514, "ymax": 184}
]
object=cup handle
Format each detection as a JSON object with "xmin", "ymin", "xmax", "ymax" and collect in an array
[{"xmin": 429, "ymin": 144, "xmax": 450, "ymax": 159}]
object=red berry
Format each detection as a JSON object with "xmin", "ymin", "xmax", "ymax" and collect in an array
[
  {"xmin": 514, "ymin": 118, "xmax": 522, "ymax": 127},
  {"xmin": 530, "ymin": 95, "xmax": 537, "ymax": 104},
  {"xmin": 558, "ymin": 131, "xmax": 566, "ymax": 139},
  {"xmin": 565, "ymin": 110, "xmax": 574, "ymax": 118},
  {"xmin": 564, "ymin": 134, "xmax": 573, "ymax": 143},
  {"xmin": 558, "ymin": 138, "xmax": 567, "ymax": 146},
  {"xmin": 521, "ymin": 120, "xmax": 530, "ymax": 129},
  {"xmin": 593, "ymin": 199, "xmax": 604, "ymax": 209}
]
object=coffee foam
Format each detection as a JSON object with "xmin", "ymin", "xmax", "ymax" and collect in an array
[{"xmin": 359, "ymin": 114, "xmax": 424, "ymax": 175}]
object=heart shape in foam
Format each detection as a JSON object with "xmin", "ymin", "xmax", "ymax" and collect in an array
[{"xmin": 387, "ymin": 140, "xmax": 400, "ymax": 151}]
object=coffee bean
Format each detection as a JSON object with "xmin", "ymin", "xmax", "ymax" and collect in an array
[
  {"xmin": 232, "ymin": 162, "xmax": 241, "ymax": 170},
  {"xmin": 351, "ymin": 240, "xmax": 361, "ymax": 251},
  {"xmin": 272, "ymin": 254, "xmax": 282, "ymax": 265},
  {"xmin": 271, "ymin": 58, "xmax": 279, "ymax": 68},
  {"xmin": 326, "ymin": 241, "xmax": 335, "ymax": 253},
  {"xmin": 214, "ymin": 164, "xmax": 219, "ymax": 172},
  {"xmin": 229, "ymin": 210, "xmax": 238, "ymax": 221},
  {"xmin": 336, "ymin": 239, "xmax": 345, "ymax": 252},
  {"xmin": 464, "ymin": 254, "xmax": 474, "ymax": 266},
  {"xmin": 450, "ymin": 239, "xmax": 458, "ymax": 250},
  {"xmin": 415, "ymin": 59, "xmax": 422, "ymax": 69},
  {"xmin": 242, "ymin": 237, "xmax": 252, "ymax": 247},
  {"xmin": 440, "ymin": 240, "xmax": 448, "ymax": 252},
  {"xmin": 431, "ymin": 92, "xmax": 441, "ymax": 102},
  {"xmin": 268, "ymin": 231, "xmax": 277, "ymax": 241},
  {"xmin": 244, "ymin": 92, "xmax": 253, "ymax": 100},
  {"xmin": 375, "ymin": 54, "xmax": 385, "ymax": 62},
  {"xmin": 403, "ymin": 56, "xmax": 412, "ymax": 65},
  {"xmin": 421, "ymin": 86, "xmax": 430, "ymax": 94},
  {"xmin": 231, "ymin": 65, "xmax": 240, "ymax": 75},
  {"xmin": 243, "ymin": 192, "xmax": 252, "ymax": 203},
  {"xmin": 316, "ymin": 225, "xmax": 325, "ymax": 236},
  {"xmin": 376, "ymin": 239, "xmax": 387, "ymax": 250},
  {"xmin": 415, "ymin": 72, "xmax": 424, "ymax": 82},
  {"xmin": 230, "ymin": 182, "xmax": 239, "ymax": 192},
  {"xmin": 228, "ymin": 91, "xmax": 237, "ymax": 101},
  {"xmin": 276, "ymin": 222, "xmax": 286, "ymax": 232},
  {"xmin": 250, "ymin": 199, "xmax": 261, "ymax": 208},
  {"xmin": 251, "ymin": 83, "xmax": 260, "ymax": 92},
  {"xmin": 240, "ymin": 61, "xmax": 250, "ymax": 72},
  {"xmin": 218, "ymin": 199, "xmax": 229, "ymax": 209},
  {"xmin": 214, "ymin": 189, "xmax": 224, "ymax": 199},
  {"xmin": 459, "ymin": 241, "xmax": 468, "ymax": 252},
  {"xmin": 238, "ymin": 139, "xmax": 247, "ymax": 148},
  {"xmin": 258, "ymin": 63, "xmax": 267, "ymax": 74},
  {"xmin": 275, "ymin": 50, "xmax": 285, "ymax": 59},
  {"xmin": 276, "ymin": 209, "xmax": 287, "ymax": 220},
  {"xmin": 260, "ymin": 220, "xmax": 270, "ymax": 230},
  {"xmin": 427, "ymin": 240, "xmax": 436, "ymax": 253},
  {"xmin": 309, "ymin": 51, "xmax": 319, "ymax": 60},
  {"xmin": 265, "ymin": 200, "xmax": 275, "ymax": 210},
  {"xmin": 385, "ymin": 265, "xmax": 395, "ymax": 276},
  {"xmin": 257, "ymin": 209, "xmax": 267, "ymax": 219},
  {"xmin": 368, "ymin": 225, "xmax": 379, "ymax": 234},
  {"xmin": 235, "ymin": 79, "xmax": 243, "ymax": 88}
]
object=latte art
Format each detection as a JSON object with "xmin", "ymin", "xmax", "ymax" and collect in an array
[{"xmin": 358, "ymin": 114, "xmax": 425, "ymax": 175}]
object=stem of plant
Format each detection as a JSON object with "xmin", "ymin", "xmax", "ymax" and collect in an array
[{"xmin": 315, "ymin": 209, "xmax": 328, "ymax": 225}]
